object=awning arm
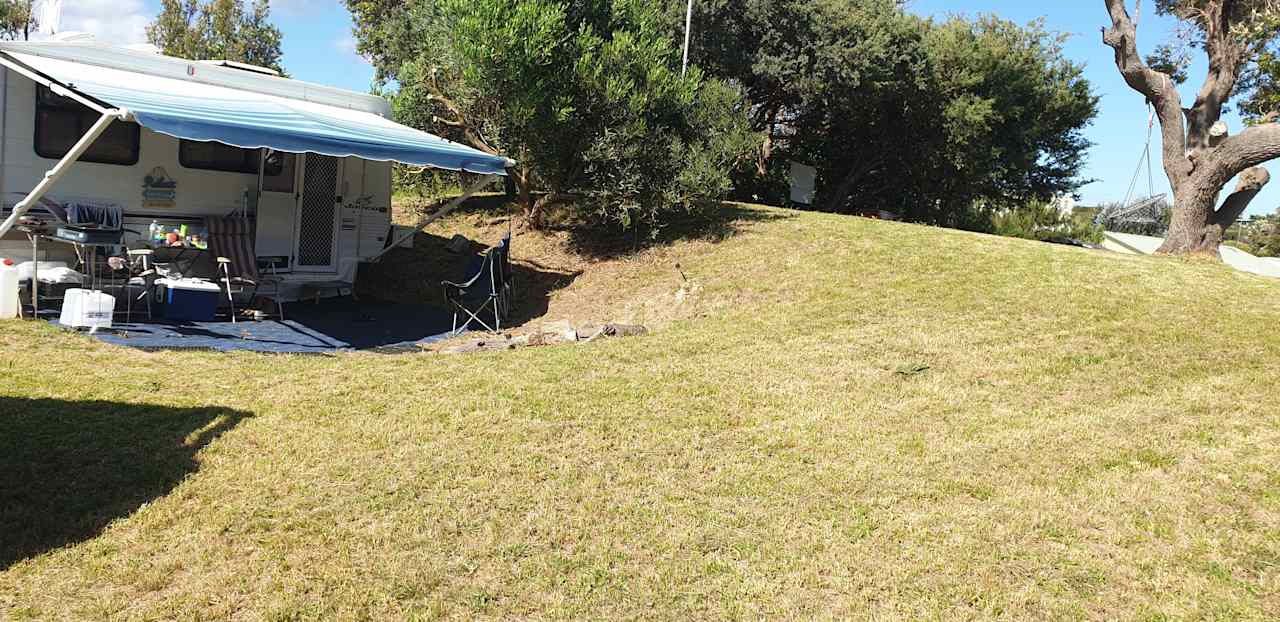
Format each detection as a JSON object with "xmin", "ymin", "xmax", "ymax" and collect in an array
[
  {"xmin": 0, "ymin": 108, "xmax": 127, "ymax": 238},
  {"xmin": 368, "ymin": 173, "xmax": 501, "ymax": 262}
]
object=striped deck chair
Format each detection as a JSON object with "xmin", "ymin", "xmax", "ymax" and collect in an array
[{"xmin": 207, "ymin": 216, "xmax": 284, "ymax": 321}]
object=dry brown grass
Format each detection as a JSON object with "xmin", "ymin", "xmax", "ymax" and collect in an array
[
  {"xmin": 2, "ymin": 203, "xmax": 1280, "ymax": 620},
  {"xmin": 362, "ymin": 197, "xmax": 790, "ymax": 334}
]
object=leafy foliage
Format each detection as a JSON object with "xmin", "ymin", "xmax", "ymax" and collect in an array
[
  {"xmin": 989, "ymin": 200, "xmax": 1103, "ymax": 245},
  {"xmin": 146, "ymin": 0, "xmax": 285, "ymax": 75},
  {"xmin": 347, "ymin": 0, "xmax": 1091, "ymax": 235},
  {"xmin": 0, "ymin": 0, "xmax": 34, "ymax": 40},
  {"xmin": 1146, "ymin": 43, "xmax": 1193, "ymax": 85},
  {"xmin": 1225, "ymin": 211, "xmax": 1280, "ymax": 256},
  {"xmin": 680, "ymin": 0, "xmax": 1097, "ymax": 229},
  {"xmin": 347, "ymin": 0, "xmax": 758, "ymax": 231},
  {"xmin": 1241, "ymin": 45, "xmax": 1280, "ymax": 120}
]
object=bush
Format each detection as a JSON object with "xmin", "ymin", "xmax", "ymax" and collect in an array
[
  {"xmin": 990, "ymin": 200, "xmax": 1103, "ymax": 244},
  {"xmin": 353, "ymin": 0, "xmax": 759, "ymax": 231}
]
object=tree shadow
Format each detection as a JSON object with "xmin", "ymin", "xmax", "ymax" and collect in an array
[
  {"xmin": 0, "ymin": 397, "xmax": 250, "ymax": 570},
  {"xmin": 361, "ymin": 198, "xmax": 790, "ymax": 328},
  {"xmin": 358, "ymin": 229, "xmax": 580, "ymax": 328},
  {"xmin": 562, "ymin": 202, "xmax": 795, "ymax": 260}
]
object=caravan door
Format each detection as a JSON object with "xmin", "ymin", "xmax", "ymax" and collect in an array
[
  {"xmin": 294, "ymin": 154, "xmax": 343, "ymax": 273},
  {"xmin": 256, "ymin": 151, "xmax": 298, "ymax": 272}
]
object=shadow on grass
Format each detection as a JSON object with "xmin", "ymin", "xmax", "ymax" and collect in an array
[
  {"xmin": 562, "ymin": 202, "xmax": 795, "ymax": 260},
  {"xmin": 0, "ymin": 397, "xmax": 249, "ymax": 569}
]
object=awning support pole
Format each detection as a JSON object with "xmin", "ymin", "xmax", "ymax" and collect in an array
[
  {"xmin": 0, "ymin": 109, "xmax": 127, "ymax": 238},
  {"xmin": 368, "ymin": 173, "xmax": 501, "ymax": 262}
]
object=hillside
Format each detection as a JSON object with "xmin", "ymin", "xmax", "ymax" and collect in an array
[{"xmin": 3, "ymin": 204, "xmax": 1280, "ymax": 620}]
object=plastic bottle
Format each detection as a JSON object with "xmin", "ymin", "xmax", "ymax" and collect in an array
[
  {"xmin": 0, "ymin": 258, "xmax": 18, "ymax": 320},
  {"xmin": 149, "ymin": 220, "xmax": 160, "ymax": 242}
]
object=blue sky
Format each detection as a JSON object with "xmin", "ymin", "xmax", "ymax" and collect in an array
[
  {"xmin": 56, "ymin": 0, "xmax": 376, "ymax": 92},
  {"xmin": 56, "ymin": 0, "xmax": 1279, "ymax": 216}
]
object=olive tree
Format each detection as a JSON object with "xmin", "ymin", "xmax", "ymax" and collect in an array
[{"xmin": 347, "ymin": 0, "xmax": 758, "ymax": 230}]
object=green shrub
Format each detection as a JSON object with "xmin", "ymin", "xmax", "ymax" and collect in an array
[{"xmin": 990, "ymin": 200, "xmax": 1103, "ymax": 244}]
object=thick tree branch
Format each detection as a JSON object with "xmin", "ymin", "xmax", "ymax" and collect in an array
[
  {"xmin": 1186, "ymin": 2, "xmax": 1246, "ymax": 154},
  {"xmin": 1202, "ymin": 123, "xmax": 1280, "ymax": 188},
  {"xmin": 1212, "ymin": 167, "xmax": 1270, "ymax": 228},
  {"xmin": 1103, "ymin": 0, "xmax": 1194, "ymax": 191},
  {"xmin": 421, "ymin": 70, "xmax": 500, "ymax": 156},
  {"xmin": 425, "ymin": 91, "xmax": 499, "ymax": 156}
]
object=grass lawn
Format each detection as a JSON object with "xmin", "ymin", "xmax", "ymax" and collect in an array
[{"xmin": 2, "ymin": 203, "xmax": 1279, "ymax": 620}]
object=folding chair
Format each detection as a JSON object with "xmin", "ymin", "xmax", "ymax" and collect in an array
[
  {"xmin": 207, "ymin": 216, "xmax": 285, "ymax": 322},
  {"xmin": 494, "ymin": 234, "xmax": 514, "ymax": 318},
  {"xmin": 442, "ymin": 247, "xmax": 503, "ymax": 333},
  {"xmin": 124, "ymin": 248, "xmax": 157, "ymax": 323}
]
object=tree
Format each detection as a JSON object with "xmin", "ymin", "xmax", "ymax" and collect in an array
[
  {"xmin": 146, "ymin": 0, "xmax": 284, "ymax": 74},
  {"xmin": 1225, "ymin": 209, "xmax": 1280, "ymax": 255},
  {"xmin": 682, "ymin": 0, "xmax": 1096, "ymax": 229},
  {"xmin": 347, "ymin": 0, "xmax": 757, "ymax": 230},
  {"xmin": 0, "ymin": 0, "xmax": 36, "ymax": 40},
  {"xmin": 1102, "ymin": 0, "xmax": 1280, "ymax": 256}
]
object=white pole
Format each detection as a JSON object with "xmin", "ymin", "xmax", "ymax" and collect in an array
[
  {"xmin": 682, "ymin": 0, "xmax": 693, "ymax": 76},
  {"xmin": 0, "ymin": 109, "xmax": 127, "ymax": 238}
]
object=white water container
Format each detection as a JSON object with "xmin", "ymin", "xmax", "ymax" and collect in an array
[
  {"xmin": 59, "ymin": 289, "xmax": 114, "ymax": 329},
  {"xmin": 0, "ymin": 259, "xmax": 18, "ymax": 319},
  {"xmin": 59, "ymin": 288, "xmax": 85, "ymax": 326}
]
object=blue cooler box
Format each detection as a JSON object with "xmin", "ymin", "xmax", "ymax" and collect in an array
[{"xmin": 154, "ymin": 278, "xmax": 221, "ymax": 321}]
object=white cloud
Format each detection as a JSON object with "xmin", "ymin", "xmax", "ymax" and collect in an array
[
  {"xmin": 333, "ymin": 34, "xmax": 370, "ymax": 69},
  {"xmin": 39, "ymin": 0, "xmax": 150, "ymax": 45},
  {"xmin": 334, "ymin": 35, "xmax": 356, "ymax": 56}
]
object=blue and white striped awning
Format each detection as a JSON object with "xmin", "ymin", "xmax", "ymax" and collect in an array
[{"xmin": 0, "ymin": 49, "xmax": 511, "ymax": 175}]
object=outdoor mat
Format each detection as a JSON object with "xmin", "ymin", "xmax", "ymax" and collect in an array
[{"xmin": 64, "ymin": 298, "xmax": 458, "ymax": 354}]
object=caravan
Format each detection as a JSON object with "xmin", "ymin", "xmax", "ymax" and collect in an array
[{"xmin": 0, "ymin": 38, "xmax": 509, "ymax": 306}]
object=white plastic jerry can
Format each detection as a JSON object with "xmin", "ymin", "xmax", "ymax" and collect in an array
[{"xmin": 0, "ymin": 258, "xmax": 19, "ymax": 320}]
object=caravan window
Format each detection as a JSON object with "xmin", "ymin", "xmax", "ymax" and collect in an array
[
  {"xmin": 180, "ymin": 140, "xmax": 285, "ymax": 176},
  {"xmin": 35, "ymin": 86, "xmax": 141, "ymax": 165}
]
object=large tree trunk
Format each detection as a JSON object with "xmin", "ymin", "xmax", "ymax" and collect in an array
[
  {"xmin": 526, "ymin": 192, "xmax": 573, "ymax": 230},
  {"xmin": 511, "ymin": 166, "xmax": 534, "ymax": 222},
  {"xmin": 1160, "ymin": 188, "xmax": 1221, "ymax": 257},
  {"xmin": 1160, "ymin": 167, "xmax": 1272, "ymax": 255}
]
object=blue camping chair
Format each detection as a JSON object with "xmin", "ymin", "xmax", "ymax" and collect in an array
[{"xmin": 443, "ymin": 246, "xmax": 504, "ymax": 333}]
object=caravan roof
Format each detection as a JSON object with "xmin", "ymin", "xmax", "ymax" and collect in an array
[{"xmin": 2, "ymin": 41, "xmax": 387, "ymax": 114}]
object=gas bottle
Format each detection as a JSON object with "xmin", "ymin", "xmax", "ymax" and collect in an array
[{"xmin": 0, "ymin": 258, "xmax": 18, "ymax": 319}]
